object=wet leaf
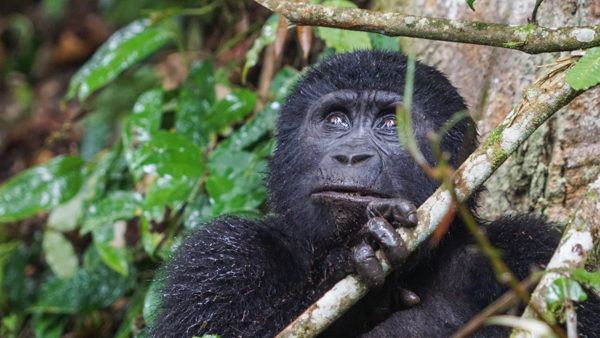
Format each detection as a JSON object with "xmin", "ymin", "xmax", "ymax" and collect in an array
[
  {"xmin": 126, "ymin": 131, "xmax": 203, "ymax": 181},
  {"xmin": 66, "ymin": 19, "xmax": 173, "ymax": 101},
  {"xmin": 175, "ymin": 61, "xmax": 216, "ymax": 148},
  {"xmin": 216, "ymin": 67, "xmax": 298, "ymax": 152},
  {"xmin": 94, "ymin": 242, "xmax": 129, "ymax": 276},
  {"xmin": 43, "ymin": 230, "xmax": 78, "ymax": 279},
  {"xmin": 0, "ymin": 156, "xmax": 84, "ymax": 223},
  {"xmin": 243, "ymin": 14, "xmax": 279, "ymax": 81},
  {"xmin": 81, "ymin": 191, "xmax": 142, "ymax": 235},
  {"xmin": 546, "ymin": 277, "xmax": 587, "ymax": 313},
  {"xmin": 32, "ymin": 249, "xmax": 133, "ymax": 314},
  {"xmin": 566, "ymin": 47, "xmax": 600, "ymax": 90},
  {"xmin": 204, "ymin": 90, "xmax": 257, "ymax": 132}
]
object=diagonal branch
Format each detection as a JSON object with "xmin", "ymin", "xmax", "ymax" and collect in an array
[
  {"xmin": 255, "ymin": 0, "xmax": 600, "ymax": 54},
  {"xmin": 276, "ymin": 60, "xmax": 592, "ymax": 337}
]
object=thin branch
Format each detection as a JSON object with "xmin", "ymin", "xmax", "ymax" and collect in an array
[
  {"xmin": 530, "ymin": 0, "xmax": 545, "ymax": 24},
  {"xmin": 276, "ymin": 60, "xmax": 590, "ymax": 338},
  {"xmin": 512, "ymin": 177, "xmax": 600, "ymax": 337},
  {"xmin": 255, "ymin": 0, "xmax": 600, "ymax": 54}
]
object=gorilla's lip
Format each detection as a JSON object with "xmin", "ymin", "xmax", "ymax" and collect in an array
[{"xmin": 310, "ymin": 187, "xmax": 389, "ymax": 205}]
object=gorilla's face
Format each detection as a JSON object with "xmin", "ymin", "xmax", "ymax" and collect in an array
[
  {"xmin": 269, "ymin": 89, "xmax": 437, "ymax": 240},
  {"xmin": 304, "ymin": 90, "xmax": 418, "ymax": 205},
  {"xmin": 267, "ymin": 51, "xmax": 472, "ymax": 241}
]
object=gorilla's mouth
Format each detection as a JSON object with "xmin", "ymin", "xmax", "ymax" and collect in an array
[{"xmin": 310, "ymin": 186, "xmax": 389, "ymax": 206}]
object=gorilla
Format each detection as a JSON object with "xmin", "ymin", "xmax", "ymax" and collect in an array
[{"xmin": 150, "ymin": 51, "xmax": 599, "ymax": 337}]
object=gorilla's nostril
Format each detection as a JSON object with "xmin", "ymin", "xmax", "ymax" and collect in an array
[
  {"xmin": 350, "ymin": 154, "xmax": 373, "ymax": 165},
  {"xmin": 332, "ymin": 154, "xmax": 350, "ymax": 165}
]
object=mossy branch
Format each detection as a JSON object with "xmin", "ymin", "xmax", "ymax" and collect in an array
[
  {"xmin": 275, "ymin": 60, "xmax": 592, "ymax": 338},
  {"xmin": 255, "ymin": 0, "xmax": 600, "ymax": 54}
]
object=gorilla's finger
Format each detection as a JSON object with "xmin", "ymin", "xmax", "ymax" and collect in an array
[
  {"xmin": 367, "ymin": 217, "xmax": 408, "ymax": 267},
  {"xmin": 392, "ymin": 201, "xmax": 418, "ymax": 227},
  {"xmin": 353, "ymin": 241, "xmax": 385, "ymax": 288},
  {"xmin": 396, "ymin": 288, "xmax": 421, "ymax": 308}
]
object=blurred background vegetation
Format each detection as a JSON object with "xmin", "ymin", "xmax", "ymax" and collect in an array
[{"xmin": 0, "ymin": 0, "xmax": 400, "ymax": 336}]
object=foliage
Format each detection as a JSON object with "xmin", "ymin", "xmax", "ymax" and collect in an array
[{"xmin": 566, "ymin": 47, "xmax": 600, "ymax": 90}]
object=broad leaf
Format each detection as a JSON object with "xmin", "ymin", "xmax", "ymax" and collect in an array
[
  {"xmin": 0, "ymin": 156, "xmax": 84, "ymax": 223},
  {"xmin": 32, "ymin": 249, "xmax": 133, "ymax": 314},
  {"xmin": 94, "ymin": 242, "xmax": 129, "ymax": 276},
  {"xmin": 175, "ymin": 61, "xmax": 216, "ymax": 148},
  {"xmin": 571, "ymin": 268, "xmax": 600, "ymax": 291},
  {"xmin": 66, "ymin": 19, "xmax": 173, "ymax": 101},
  {"xmin": 566, "ymin": 47, "xmax": 600, "ymax": 90},
  {"xmin": 204, "ymin": 90, "xmax": 257, "ymax": 132},
  {"xmin": 81, "ymin": 191, "xmax": 142, "ymax": 235},
  {"xmin": 43, "ymin": 230, "xmax": 78, "ymax": 279}
]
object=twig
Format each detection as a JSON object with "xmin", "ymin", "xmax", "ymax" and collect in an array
[
  {"xmin": 255, "ymin": 0, "xmax": 600, "ymax": 54},
  {"xmin": 512, "ymin": 177, "xmax": 600, "ymax": 337},
  {"xmin": 531, "ymin": 0, "xmax": 545, "ymax": 24}
]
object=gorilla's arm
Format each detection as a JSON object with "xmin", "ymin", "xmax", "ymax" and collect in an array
[
  {"xmin": 363, "ymin": 216, "xmax": 600, "ymax": 337},
  {"xmin": 150, "ymin": 217, "xmax": 309, "ymax": 338}
]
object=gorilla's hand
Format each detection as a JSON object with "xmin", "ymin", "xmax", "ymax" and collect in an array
[{"xmin": 352, "ymin": 198, "xmax": 417, "ymax": 288}]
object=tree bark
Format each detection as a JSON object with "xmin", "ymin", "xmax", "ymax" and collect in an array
[{"xmin": 376, "ymin": 0, "xmax": 600, "ymax": 225}]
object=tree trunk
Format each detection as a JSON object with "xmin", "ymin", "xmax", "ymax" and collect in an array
[{"xmin": 376, "ymin": 0, "xmax": 600, "ymax": 225}]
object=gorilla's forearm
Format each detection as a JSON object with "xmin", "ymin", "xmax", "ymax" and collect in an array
[{"xmin": 150, "ymin": 217, "xmax": 311, "ymax": 337}]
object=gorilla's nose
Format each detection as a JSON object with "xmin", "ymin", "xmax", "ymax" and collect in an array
[{"xmin": 331, "ymin": 153, "xmax": 374, "ymax": 166}]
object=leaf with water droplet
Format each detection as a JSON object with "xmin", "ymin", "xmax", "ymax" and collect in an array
[
  {"xmin": 175, "ymin": 61, "xmax": 216, "ymax": 148},
  {"xmin": 66, "ymin": 19, "xmax": 173, "ymax": 102},
  {"xmin": 0, "ymin": 156, "xmax": 84, "ymax": 223}
]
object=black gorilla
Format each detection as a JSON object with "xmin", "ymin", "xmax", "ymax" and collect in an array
[{"xmin": 150, "ymin": 51, "xmax": 599, "ymax": 337}]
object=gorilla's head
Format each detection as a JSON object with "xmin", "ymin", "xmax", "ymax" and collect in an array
[{"xmin": 268, "ymin": 51, "xmax": 474, "ymax": 241}]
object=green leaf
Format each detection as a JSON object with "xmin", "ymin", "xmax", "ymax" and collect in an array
[
  {"xmin": 217, "ymin": 67, "xmax": 298, "ymax": 152},
  {"xmin": 175, "ymin": 61, "xmax": 216, "ymax": 148},
  {"xmin": 0, "ymin": 156, "xmax": 84, "ymax": 223},
  {"xmin": 571, "ymin": 268, "xmax": 600, "ymax": 291},
  {"xmin": 369, "ymin": 33, "xmax": 400, "ymax": 51},
  {"xmin": 32, "ymin": 313, "xmax": 66, "ymax": 338},
  {"xmin": 546, "ymin": 277, "xmax": 588, "ymax": 313},
  {"xmin": 466, "ymin": 0, "xmax": 476, "ymax": 10},
  {"xmin": 204, "ymin": 90, "xmax": 257, "ymax": 132},
  {"xmin": 143, "ymin": 278, "xmax": 163, "ymax": 323},
  {"xmin": 205, "ymin": 148, "xmax": 267, "ymax": 215},
  {"xmin": 566, "ymin": 47, "xmax": 600, "ymax": 90},
  {"xmin": 243, "ymin": 14, "xmax": 280, "ymax": 81},
  {"xmin": 140, "ymin": 216, "xmax": 162, "ymax": 256},
  {"xmin": 143, "ymin": 175, "xmax": 196, "ymax": 220},
  {"xmin": 32, "ymin": 249, "xmax": 133, "ymax": 314},
  {"xmin": 43, "ymin": 230, "xmax": 78, "ymax": 279},
  {"xmin": 94, "ymin": 242, "xmax": 129, "ymax": 276},
  {"xmin": 126, "ymin": 131, "xmax": 203, "ymax": 181},
  {"xmin": 81, "ymin": 191, "xmax": 142, "ymax": 235},
  {"xmin": 66, "ymin": 19, "xmax": 173, "ymax": 101},
  {"xmin": 315, "ymin": 0, "xmax": 371, "ymax": 52},
  {"xmin": 47, "ymin": 193, "xmax": 83, "ymax": 232}
]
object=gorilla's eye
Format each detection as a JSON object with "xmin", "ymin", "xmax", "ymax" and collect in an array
[
  {"xmin": 376, "ymin": 115, "xmax": 397, "ymax": 130},
  {"xmin": 324, "ymin": 111, "xmax": 350, "ymax": 129}
]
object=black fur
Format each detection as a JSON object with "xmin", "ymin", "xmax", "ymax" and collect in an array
[{"xmin": 150, "ymin": 51, "xmax": 599, "ymax": 337}]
